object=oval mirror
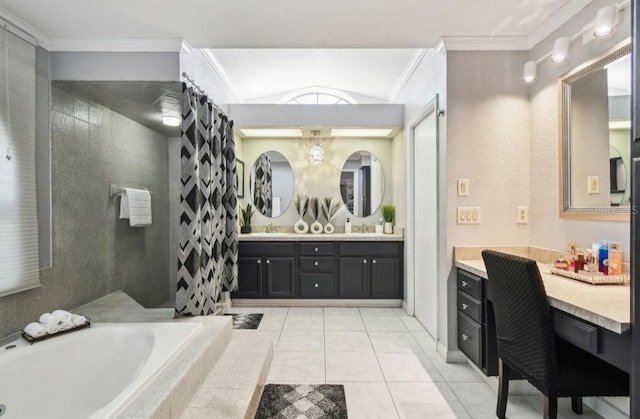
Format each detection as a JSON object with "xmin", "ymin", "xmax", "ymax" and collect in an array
[
  {"xmin": 340, "ymin": 151, "xmax": 385, "ymax": 217},
  {"xmin": 250, "ymin": 151, "xmax": 294, "ymax": 218}
]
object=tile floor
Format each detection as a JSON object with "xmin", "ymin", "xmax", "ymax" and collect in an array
[{"xmin": 228, "ymin": 306, "xmax": 605, "ymax": 419}]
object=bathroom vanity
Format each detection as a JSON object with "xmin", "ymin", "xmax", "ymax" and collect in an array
[
  {"xmin": 233, "ymin": 233, "xmax": 404, "ymax": 300},
  {"xmin": 455, "ymin": 257, "xmax": 631, "ymax": 376}
]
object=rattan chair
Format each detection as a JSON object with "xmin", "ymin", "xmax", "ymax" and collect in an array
[{"xmin": 481, "ymin": 250, "xmax": 628, "ymax": 419}]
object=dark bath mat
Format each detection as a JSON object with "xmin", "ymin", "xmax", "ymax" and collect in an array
[
  {"xmin": 224, "ymin": 313, "xmax": 263, "ymax": 329},
  {"xmin": 255, "ymin": 384, "xmax": 348, "ymax": 419}
]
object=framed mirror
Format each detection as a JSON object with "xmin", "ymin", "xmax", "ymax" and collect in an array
[
  {"xmin": 250, "ymin": 151, "xmax": 294, "ymax": 218},
  {"xmin": 340, "ymin": 150, "xmax": 385, "ymax": 217},
  {"xmin": 559, "ymin": 41, "xmax": 631, "ymax": 220}
]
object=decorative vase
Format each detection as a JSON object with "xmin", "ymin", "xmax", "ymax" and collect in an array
[
  {"xmin": 310, "ymin": 220, "xmax": 323, "ymax": 234},
  {"xmin": 240, "ymin": 226, "xmax": 251, "ymax": 234},
  {"xmin": 323, "ymin": 222, "xmax": 335, "ymax": 234},
  {"xmin": 384, "ymin": 222, "xmax": 393, "ymax": 234},
  {"xmin": 294, "ymin": 219, "xmax": 309, "ymax": 234}
]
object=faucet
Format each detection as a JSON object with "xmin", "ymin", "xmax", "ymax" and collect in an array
[
  {"xmin": 266, "ymin": 222, "xmax": 273, "ymax": 233},
  {"xmin": 361, "ymin": 222, "xmax": 367, "ymax": 233}
]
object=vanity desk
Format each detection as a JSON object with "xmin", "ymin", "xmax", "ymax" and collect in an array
[
  {"xmin": 233, "ymin": 232, "xmax": 404, "ymax": 301},
  {"xmin": 455, "ymin": 257, "xmax": 630, "ymax": 376}
]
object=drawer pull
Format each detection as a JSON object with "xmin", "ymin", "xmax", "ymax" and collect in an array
[
  {"xmin": 314, "ymin": 261, "xmax": 319, "ymax": 266},
  {"xmin": 461, "ymin": 280, "xmax": 468, "ymax": 287},
  {"xmin": 373, "ymin": 259, "xmax": 377, "ymax": 264},
  {"xmin": 462, "ymin": 303, "xmax": 468, "ymax": 310},
  {"xmin": 461, "ymin": 334, "xmax": 469, "ymax": 341},
  {"xmin": 266, "ymin": 260, "xmax": 270, "ymax": 264},
  {"xmin": 315, "ymin": 283, "xmax": 319, "ymax": 287},
  {"xmin": 257, "ymin": 260, "xmax": 261, "ymax": 264},
  {"xmin": 363, "ymin": 260, "xmax": 367, "ymax": 264},
  {"xmin": 315, "ymin": 247, "xmax": 319, "ymax": 252}
]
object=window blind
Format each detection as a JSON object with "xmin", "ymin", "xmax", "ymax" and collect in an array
[{"xmin": 0, "ymin": 28, "xmax": 40, "ymax": 297}]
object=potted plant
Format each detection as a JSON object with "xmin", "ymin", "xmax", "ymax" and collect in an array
[
  {"xmin": 321, "ymin": 197, "xmax": 343, "ymax": 234},
  {"xmin": 293, "ymin": 194, "xmax": 309, "ymax": 234},
  {"xmin": 382, "ymin": 205, "xmax": 395, "ymax": 234},
  {"xmin": 308, "ymin": 197, "xmax": 323, "ymax": 234},
  {"xmin": 240, "ymin": 203, "xmax": 255, "ymax": 234}
]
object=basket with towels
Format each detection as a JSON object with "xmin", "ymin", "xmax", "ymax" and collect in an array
[{"xmin": 22, "ymin": 310, "xmax": 90, "ymax": 343}]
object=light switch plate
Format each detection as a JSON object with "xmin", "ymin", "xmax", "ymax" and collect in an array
[
  {"xmin": 457, "ymin": 207, "xmax": 480, "ymax": 224},
  {"xmin": 517, "ymin": 206, "xmax": 529, "ymax": 224},
  {"xmin": 457, "ymin": 178, "xmax": 469, "ymax": 196},
  {"xmin": 587, "ymin": 176, "xmax": 600, "ymax": 194}
]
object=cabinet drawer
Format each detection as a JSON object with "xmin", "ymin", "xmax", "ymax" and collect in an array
[
  {"xmin": 300, "ymin": 256, "xmax": 335, "ymax": 271},
  {"xmin": 300, "ymin": 273, "xmax": 335, "ymax": 297},
  {"xmin": 339, "ymin": 242, "xmax": 401, "ymax": 257},
  {"xmin": 457, "ymin": 269, "xmax": 482, "ymax": 299},
  {"xmin": 457, "ymin": 290, "xmax": 482, "ymax": 323},
  {"xmin": 299, "ymin": 242, "xmax": 335, "ymax": 256},
  {"xmin": 240, "ymin": 242, "xmax": 295, "ymax": 256},
  {"xmin": 553, "ymin": 311, "xmax": 599, "ymax": 354},
  {"xmin": 458, "ymin": 312, "xmax": 482, "ymax": 368}
]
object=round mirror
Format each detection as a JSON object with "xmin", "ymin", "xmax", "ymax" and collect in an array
[
  {"xmin": 340, "ymin": 151, "xmax": 385, "ymax": 217},
  {"xmin": 250, "ymin": 151, "xmax": 294, "ymax": 218}
]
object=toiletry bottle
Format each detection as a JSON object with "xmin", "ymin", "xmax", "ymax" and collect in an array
[
  {"xmin": 345, "ymin": 218, "xmax": 352, "ymax": 234},
  {"xmin": 599, "ymin": 241, "xmax": 609, "ymax": 275},
  {"xmin": 375, "ymin": 218, "xmax": 384, "ymax": 234},
  {"xmin": 591, "ymin": 242, "xmax": 600, "ymax": 272},
  {"xmin": 575, "ymin": 253, "xmax": 584, "ymax": 273},
  {"xmin": 608, "ymin": 242, "xmax": 623, "ymax": 275}
]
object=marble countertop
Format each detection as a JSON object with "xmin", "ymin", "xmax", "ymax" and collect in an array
[
  {"xmin": 239, "ymin": 232, "xmax": 404, "ymax": 242},
  {"xmin": 455, "ymin": 259, "xmax": 630, "ymax": 334}
]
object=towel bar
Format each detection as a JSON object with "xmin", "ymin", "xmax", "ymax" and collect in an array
[{"xmin": 109, "ymin": 184, "xmax": 153, "ymax": 197}]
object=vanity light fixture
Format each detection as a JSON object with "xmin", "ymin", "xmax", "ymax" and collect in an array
[
  {"xmin": 522, "ymin": 61, "xmax": 537, "ymax": 84},
  {"xmin": 162, "ymin": 115, "xmax": 181, "ymax": 127},
  {"xmin": 308, "ymin": 129, "xmax": 324, "ymax": 162},
  {"xmin": 551, "ymin": 37, "xmax": 570, "ymax": 63},
  {"xmin": 594, "ymin": 5, "xmax": 617, "ymax": 37}
]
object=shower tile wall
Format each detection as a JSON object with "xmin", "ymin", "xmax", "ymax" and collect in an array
[{"xmin": 0, "ymin": 84, "xmax": 170, "ymax": 337}]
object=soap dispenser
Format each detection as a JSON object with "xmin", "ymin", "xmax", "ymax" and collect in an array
[
  {"xmin": 345, "ymin": 218, "xmax": 352, "ymax": 234},
  {"xmin": 375, "ymin": 218, "xmax": 384, "ymax": 234}
]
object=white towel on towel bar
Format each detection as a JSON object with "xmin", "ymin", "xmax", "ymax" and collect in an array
[{"xmin": 120, "ymin": 188, "xmax": 152, "ymax": 227}]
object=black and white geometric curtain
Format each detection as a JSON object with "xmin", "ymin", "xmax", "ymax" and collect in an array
[
  {"xmin": 252, "ymin": 153, "xmax": 273, "ymax": 216},
  {"xmin": 176, "ymin": 83, "xmax": 238, "ymax": 316}
]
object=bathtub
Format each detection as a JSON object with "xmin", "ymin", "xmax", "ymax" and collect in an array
[{"xmin": 0, "ymin": 322, "xmax": 202, "ymax": 419}]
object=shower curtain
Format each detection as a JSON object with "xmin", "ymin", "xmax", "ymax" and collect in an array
[
  {"xmin": 253, "ymin": 153, "xmax": 273, "ymax": 216},
  {"xmin": 176, "ymin": 83, "xmax": 238, "ymax": 316}
]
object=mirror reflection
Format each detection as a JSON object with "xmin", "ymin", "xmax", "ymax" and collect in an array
[
  {"xmin": 340, "ymin": 151, "xmax": 385, "ymax": 217},
  {"xmin": 560, "ymin": 43, "xmax": 631, "ymax": 218},
  {"xmin": 250, "ymin": 151, "xmax": 294, "ymax": 217}
]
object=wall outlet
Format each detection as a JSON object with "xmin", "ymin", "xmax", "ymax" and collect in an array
[
  {"xmin": 587, "ymin": 176, "xmax": 600, "ymax": 194},
  {"xmin": 457, "ymin": 178, "xmax": 469, "ymax": 196},
  {"xmin": 457, "ymin": 207, "xmax": 480, "ymax": 224},
  {"xmin": 517, "ymin": 206, "xmax": 529, "ymax": 224}
]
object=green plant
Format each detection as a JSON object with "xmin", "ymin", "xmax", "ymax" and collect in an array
[
  {"xmin": 382, "ymin": 205, "xmax": 395, "ymax": 223},
  {"xmin": 322, "ymin": 197, "xmax": 344, "ymax": 222},
  {"xmin": 240, "ymin": 203, "xmax": 255, "ymax": 227}
]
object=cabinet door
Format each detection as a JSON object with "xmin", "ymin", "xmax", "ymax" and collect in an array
[
  {"xmin": 371, "ymin": 257, "xmax": 402, "ymax": 298},
  {"xmin": 234, "ymin": 256, "xmax": 263, "ymax": 298},
  {"xmin": 265, "ymin": 257, "xmax": 296, "ymax": 298},
  {"xmin": 339, "ymin": 257, "xmax": 370, "ymax": 297}
]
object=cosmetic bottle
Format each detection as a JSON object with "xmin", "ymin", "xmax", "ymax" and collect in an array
[
  {"xmin": 608, "ymin": 242, "xmax": 623, "ymax": 275},
  {"xmin": 599, "ymin": 241, "xmax": 609, "ymax": 275},
  {"xmin": 375, "ymin": 218, "xmax": 384, "ymax": 234},
  {"xmin": 345, "ymin": 218, "xmax": 352, "ymax": 234}
]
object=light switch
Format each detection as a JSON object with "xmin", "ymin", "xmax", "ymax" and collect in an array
[
  {"xmin": 587, "ymin": 176, "xmax": 600, "ymax": 194},
  {"xmin": 517, "ymin": 206, "xmax": 529, "ymax": 224},
  {"xmin": 457, "ymin": 207, "xmax": 480, "ymax": 224},
  {"xmin": 457, "ymin": 178, "xmax": 469, "ymax": 196}
]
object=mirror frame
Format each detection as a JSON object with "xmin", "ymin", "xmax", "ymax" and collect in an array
[{"xmin": 559, "ymin": 40, "xmax": 631, "ymax": 221}]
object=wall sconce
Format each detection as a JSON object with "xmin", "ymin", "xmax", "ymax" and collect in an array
[
  {"xmin": 551, "ymin": 37, "xmax": 570, "ymax": 63},
  {"xmin": 522, "ymin": 61, "xmax": 537, "ymax": 84},
  {"xmin": 594, "ymin": 5, "xmax": 617, "ymax": 37}
]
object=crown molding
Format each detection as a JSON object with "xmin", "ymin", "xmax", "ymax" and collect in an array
[
  {"xmin": 0, "ymin": 6, "xmax": 49, "ymax": 48},
  {"xmin": 388, "ymin": 48, "xmax": 427, "ymax": 104},
  {"xmin": 527, "ymin": 0, "xmax": 594, "ymax": 49},
  {"xmin": 440, "ymin": 36, "xmax": 528, "ymax": 51},
  {"xmin": 200, "ymin": 49, "xmax": 243, "ymax": 103},
  {"xmin": 46, "ymin": 37, "xmax": 185, "ymax": 52}
]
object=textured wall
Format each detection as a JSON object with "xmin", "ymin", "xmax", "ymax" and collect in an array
[
  {"xmin": 528, "ymin": 0, "xmax": 631, "ymax": 257},
  {"xmin": 0, "ymin": 84, "xmax": 170, "ymax": 338},
  {"xmin": 238, "ymin": 137, "xmax": 394, "ymax": 228}
]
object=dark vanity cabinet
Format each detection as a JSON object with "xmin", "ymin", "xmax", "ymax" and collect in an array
[
  {"xmin": 234, "ymin": 242, "xmax": 296, "ymax": 298},
  {"xmin": 456, "ymin": 269, "xmax": 498, "ymax": 376},
  {"xmin": 338, "ymin": 242, "xmax": 403, "ymax": 298},
  {"xmin": 233, "ymin": 240, "xmax": 403, "ymax": 299}
]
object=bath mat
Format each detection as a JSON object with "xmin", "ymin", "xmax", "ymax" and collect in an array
[
  {"xmin": 255, "ymin": 384, "xmax": 347, "ymax": 419},
  {"xmin": 225, "ymin": 313, "xmax": 263, "ymax": 329}
]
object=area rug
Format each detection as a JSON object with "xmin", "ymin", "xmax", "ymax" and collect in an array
[
  {"xmin": 224, "ymin": 313, "xmax": 263, "ymax": 329},
  {"xmin": 254, "ymin": 384, "xmax": 348, "ymax": 418}
]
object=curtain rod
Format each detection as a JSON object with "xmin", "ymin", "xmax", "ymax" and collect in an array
[{"xmin": 181, "ymin": 72, "xmax": 226, "ymax": 115}]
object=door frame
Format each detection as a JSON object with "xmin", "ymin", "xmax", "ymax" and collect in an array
[{"xmin": 405, "ymin": 95, "xmax": 446, "ymax": 343}]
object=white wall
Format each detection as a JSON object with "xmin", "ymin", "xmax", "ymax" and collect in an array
[{"xmin": 528, "ymin": 0, "xmax": 631, "ymax": 258}]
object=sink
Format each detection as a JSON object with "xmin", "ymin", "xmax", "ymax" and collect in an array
[{"xmin": 248, "ymin": 232, "xmax": 288, "ymax": 237}]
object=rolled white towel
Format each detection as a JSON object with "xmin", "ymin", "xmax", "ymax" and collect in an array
[
  {"xmin": 59, "ymin": 320, "xmax": 74, "ymax": 331},
  {"xmin": 71, "ymin": 314, "xmax": 87, "ymax": 327},
  {"xmin": 45, "ymin": 324, "xmax": 61, "ymax": 334},
  {"xmin": 51, "ymin": 309, "xmax": 73, "ymax": 323},
  {"xmin": 39, "ymin": 312, "xmax": 58, "ymax": 326},
  {"xmin": 24, "ymin": 322, "xmax": 48, "ymax": 338}
]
